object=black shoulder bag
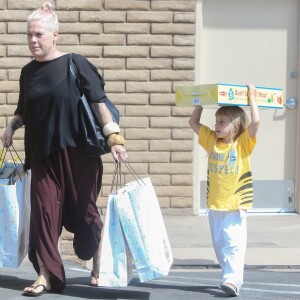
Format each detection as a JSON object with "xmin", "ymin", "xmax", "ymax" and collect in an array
[{"xmin": 69, "ymin": 54, "xmax": 120, "ymax": 157}]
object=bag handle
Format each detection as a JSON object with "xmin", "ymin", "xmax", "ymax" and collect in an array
[
  {"xmin": 0, "ymin": 145, "xmax": 25, "ymax": 183},
  {"xmin": 122, "ymin": 162, "xmax": 145, "ymax": 187},
  {"xmin": 110, "ymin": 161, "xmax": 124, "ymax": 194}
]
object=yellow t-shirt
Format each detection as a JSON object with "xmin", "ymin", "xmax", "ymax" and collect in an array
[{"xmin": 199, "ymin": 125, "xmax": 256, "ymax": 210}]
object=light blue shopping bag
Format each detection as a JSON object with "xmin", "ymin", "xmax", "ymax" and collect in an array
[
  {"xmin": 98, "ymin": 194, "xmax": 134, "ymax": 287},
  {"xmin": 0, "ymin": 164, "xmax": 31, "ymax": 268},
  {"xmin": 115, "ymin": 177, "xmax": 173, "ymax": 282}
]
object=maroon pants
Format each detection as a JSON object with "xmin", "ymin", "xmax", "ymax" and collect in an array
[{"xmin": 28, "ymin": 147, "xmax": 103, "ymax": 291}]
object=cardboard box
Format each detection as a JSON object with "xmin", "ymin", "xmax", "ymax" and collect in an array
[{"xmin": 175, "ymin": 83, "xmax": 284, "ymax": 108}]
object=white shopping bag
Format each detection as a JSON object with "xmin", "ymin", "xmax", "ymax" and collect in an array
[
  {"xmin": 0, "ymin": 164, "xmax": 31, "ymax": 268},
  {"xmin": 115, "ymin": 177, "xmax": 173, "ymax": 282},
  {"xmin": 98, "ymin": 194, "xmax": 134, "ymax": 287}
]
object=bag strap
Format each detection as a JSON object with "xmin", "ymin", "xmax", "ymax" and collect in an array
[
  {"xmin": 0, "ymin": 145, "xmax": 25, "ymax": 182},
  {"xmin": 69, "ymin": 54, "xmax": 84, "ymax": 95}
]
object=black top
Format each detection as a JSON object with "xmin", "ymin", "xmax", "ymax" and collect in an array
[{"xmin": 15, "ymin": 53, "xmax": 107, "ymax": 170}]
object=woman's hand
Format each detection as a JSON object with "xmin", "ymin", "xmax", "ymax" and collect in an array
[
  {"xmin": 1, "ymin": 127, "xmax": 14, "ymax": 147},
  {"xmin": 110, "ymin": 144, "xmax": 128, "ymax": 161}
]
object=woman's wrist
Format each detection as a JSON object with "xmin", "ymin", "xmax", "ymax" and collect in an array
[{"xmin": 107, "ymin": 133, "xmax": 125, "ymax": 147}]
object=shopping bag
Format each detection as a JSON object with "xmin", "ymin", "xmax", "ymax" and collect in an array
[
  {"xmin": 98, "ymin": 194, "xmax": 134, "ymax": 287},
  {"xmin": 0, "ymin": 163, "xmax": 31, "ymax": 268},
  {"xmin": 115, "ymin": 175, "xmax": 173, "ymax": 282}
]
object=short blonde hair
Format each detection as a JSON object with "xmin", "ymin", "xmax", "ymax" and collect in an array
[
  {"xmin": 215, "ymin": 106, "xmax": 249, "ymax": 141},
  {"xmin": 27, "ymin": 2, "xmax": 59, "ymax": 32}
]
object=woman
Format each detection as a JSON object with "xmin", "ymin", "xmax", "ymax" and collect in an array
[{"xmin": 1, "ymin": 2, "xmax": 127, "ymax": 296}]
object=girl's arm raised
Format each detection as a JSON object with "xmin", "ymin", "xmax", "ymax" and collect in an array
[
  {"xmin": 189, "ymin": 106, "xmax": 203, "ymax": 135},
  {"xmin": 247, "ymin": 84, "xmax": 260, "ymax": 138}
]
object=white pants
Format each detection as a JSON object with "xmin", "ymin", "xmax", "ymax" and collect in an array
[{"xmin": 208, "ymin": 209, "xmax": 247, "ymax": 290}]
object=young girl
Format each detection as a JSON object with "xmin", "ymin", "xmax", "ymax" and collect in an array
[{"xmin": 189, "ymin": 84, "xmax": 260, "ymax": 296}]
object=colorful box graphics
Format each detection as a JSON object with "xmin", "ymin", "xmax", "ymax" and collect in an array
[{"xmin": 175, "ymin": 84, "xmax": 284, "ymax": 108}]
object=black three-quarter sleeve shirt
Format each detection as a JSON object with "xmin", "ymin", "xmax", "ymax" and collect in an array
[{"xmin": 15, "ymin": 53, "xmax": 107, "ymax": 170}]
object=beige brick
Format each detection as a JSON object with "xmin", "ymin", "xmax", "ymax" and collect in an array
[
  {"xmin": 150, "ymin": 93, "xmax": 175, "ymax": 105},
  {"xmin": 57, "ymin": 46, "xmax": 101, "ymax": 57},
  {"xmin": 150, "ymin": 163, "xmax": 192, "ymax": 175},
  {"xmin": 0, "ymin": 69, "xmax": 7, "ymax": 80},
  {"xmin": 171, "ymin": 152, "xmax": 193, "ymax": 163},
  {"xmin": 56, "ymin": 11, "xmax": 79, "ymax": 22},
  {"xmin": 172, "ymin": 174, "xmax": 193, "ymax": 185},
  {"xmin": 105, "ymin": 1, "xmax": 150, "ymax": 10},
  {"xmin": 104, "ymin": 81, "xmax": 125, "ymax": 93},
  {"xmin": 151, "ymin": 70, "xmax": 194, "ymax": 81},
  {"xmin": 150, "ymin": 117, "xmax": 188, "ymax": 128},
  {"xmin": 171, "ymin": 197, "xmax": 193, "ymax": 208},
  {"xmin": 88, "ymin": 58, "xmax": 125, "ymax": 70},
  {"xmin": 152, "ymin": 23, "xmax": 195, "ymax": 35},
  {"xmin": 7, "ymin": 22, "xmax": 26, "ymax": 33},
  {"xmin": 104, "ymin": 70, "xmax": 149, "ymax": 81},
  {"xmin": 59, "ymin": 22, "xmax": 102, "ymax": 34},
  {"xmin": 172, "ymin": 106, "xmax": 193, "ymax": 116},
  {"xmin": 126, "ymin": 128, "xmax": 170, "ymax": 139},
  {"xmin": 56, "ymin": 34, "xmax": 79, "ymax": 45},
  {"xmin": 151, "ymin": 1, "xmax": 195, "ymax": 12},
  {"xmin": 108, "ymin": 93, "xmax": 149, "ymax": 105},
  {"xmin": 104, "ymin": 46, "xmax": 149, "ymax": 58},
  {"xmin": 56, "ymin": 0, "xmax": 102, "ymax": 10},
  {"xmin": 0, "ymin": 93, "xmax": 6, "ymax": 104},
  {"xmin": 8, "ymin": 0, "xmax": 44, "ymax": 10},
  {"xmin": 0, "ymin": 46, "xmax": 5, "ymax": 57},
  {"xmin": 127, "ymin": 11, "xmax": 172, "ymax": 23},
  {"xmin": 127, "ymin": 58, "xmax": 172, "ymax": 70},
  {"xmin": 126, "ymin": 81, "xmax": 171, "ymax": 93},
  {"xmin": 150, "ymin": 139, "xmax": 193, "ymax": 151},
  {"xmin": 155, "ymin": 185, "xmax": 192, "ymax": 197},
  {"xmin": 7, "ymin": 93, "xmax": 19, "ymax": 104},
  {"xmin": 7, "ymin": 45, "xmax": 31, "ymax": 57},
  {"xmin": 123, "ymin": 151, "xmax": 170, "ymax": 163},
  {"xmin": 126, "ymin": 105, "xmax": 170, "ymax": 117},
  {"xmin": 151, "ymin": 46, "xmax": 195, "ymax": 58},
  {"xmin": 0, "ymin": 58, "xmax": 30, "ymax": 69},
  {"xmin": 174, "ymin": 35, "xmax": 195, "ymax": 46},
  {"xmin": 173, "ymin": 58, "xmax": 195, "ymax": 70},
  {"xmin": 0, "ymin": 116, "xmax": 6, "ymax": 127},
  {"xmin": 120, "ymin": 117, "xmax": 151, "ymax": 129},
  {"xmin": 104, "ymin": 23, "xmax": 150, "ymax": 34},
  {"xmin": 0, "ymin": 23, "xmax": 5, "ymax": 33},
  {"xmin": 172, "ymin": 128, "xmax": 193, "ymax": 139},
  {"xmin": 1, "ymin": 34, "xmax": 27, "ymax": 45},
  {"xmin": 174, "ymin": 12, "xmax": 196, "ymax": 23},
  {"xmin": 80, "ymin": 11, "xmax": 126, "ymax": 22},
  {"xmin": 0, "ymin": 104, "xmax": 17, "ymax": 116},
  {"xmin": 81, "ymin": 34, "xmax": 126, "ymax": 46},
  {"xmin": 124, "ymin": 140, "xmax": 148, "ymax": 151},
  {"xmin": 0, "ymin": 81, "xmax": 19, "ymax": 93},
  {"xmin": 128, "ymin": 34, "xmax": 172, "ymax": 46},
  {"xmin": 0, "ymin": 0, "xmax": 5, "ymax": 9}
]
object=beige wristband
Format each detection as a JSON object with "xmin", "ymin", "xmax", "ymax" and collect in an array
[
  {"xmin": 107, "ymin": 133, "xmax": 125, "ymax": 147},
  {"xmin": 103, "ymin": 122, "xmax": 120, "ymax": 137}
]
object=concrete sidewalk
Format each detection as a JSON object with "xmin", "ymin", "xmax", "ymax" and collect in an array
[{"xmin": 164, "ymin": 213, "xmax": 300, "ymax": 267}]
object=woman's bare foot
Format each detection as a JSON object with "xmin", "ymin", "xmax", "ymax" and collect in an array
[
  {"xmin": 90, "ymin": 245, "xmax": 100, "ymax": 286},
  {"xmin": 23, "ymin": 274, "xmax": 51, "ymax": 296}
]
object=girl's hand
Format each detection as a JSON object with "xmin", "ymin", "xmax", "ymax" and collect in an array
[
  {"xmin": 247, "ymin": 84, "xmax": 256, "ymax": 99},
  {"xmin": 110, "ymin": 144, "xmax": 128, "ymax": 161}
]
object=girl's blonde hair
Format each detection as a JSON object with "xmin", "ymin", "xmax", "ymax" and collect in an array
[
  {"xmin": 27, "ymin": 2, "xmax": 59, "ymax": 32},
  {"xmin": 216, "ymin": 106, "xmax": 249, "ymax": 141}
]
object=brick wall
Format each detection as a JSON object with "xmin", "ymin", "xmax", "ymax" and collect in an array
[{"xmin": 1, "ymin": 0, "xmax": 196, "ymax": 216}]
